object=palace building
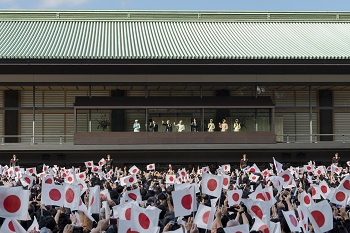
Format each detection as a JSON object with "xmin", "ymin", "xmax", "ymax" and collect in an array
[{"xmin": 0, "ymin": 10, "xmax": 350, "ymax": 166}]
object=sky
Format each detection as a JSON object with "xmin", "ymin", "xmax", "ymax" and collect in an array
[{"xmin": 0, "ymin": 0, "xmax": 350, "ymax": 11}]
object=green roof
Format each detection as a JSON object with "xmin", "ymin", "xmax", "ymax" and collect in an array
[{"xmin": 1, "ymin": 11, "xmax": 350, "ymax": 60}]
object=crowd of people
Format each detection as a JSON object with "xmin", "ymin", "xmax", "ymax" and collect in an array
[{"xmin": 0, "ymin": 153, "xmax": 349, "ymax": 233}]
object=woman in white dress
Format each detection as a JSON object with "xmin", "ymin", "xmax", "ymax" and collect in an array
[
  {"xmin": 207, "ymin": 119, "xmax": 215, "ymax": 132},
  {"xmin": 174, "ymin": 120, "xmax": 185, "ymax": 132}
]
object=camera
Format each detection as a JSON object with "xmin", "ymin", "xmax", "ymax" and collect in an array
[{"xmin": 168, "ymin": 220, "xmax": 180, "ymax": 231}]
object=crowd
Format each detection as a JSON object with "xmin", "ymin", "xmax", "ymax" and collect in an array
[{"xmin": 0, "ymin": 153, "xmax": 349, "ymax": 233}]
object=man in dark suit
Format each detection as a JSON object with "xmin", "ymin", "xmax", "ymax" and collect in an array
[
  {"xmin": 161, "ymin": 120, "xmax": 173, "ymax": 132},
  {"xmin": 10, "ymin": 154, "xmax": 19, "ymax": 167},
  {"xmin": 149, "ymin": 120, "xmax": 158, "ymax": 132}
]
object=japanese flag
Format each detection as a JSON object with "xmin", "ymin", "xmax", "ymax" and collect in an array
[
  {"xmin": 122, "ymin": 188, "xmax": 142, "ymax": 203},
  {"xmin": 310, "ymin": 185, "xmax": 321, "ymax": 200},
  {"xmin": 26, "ymin": 167, "xmax": 36, "ymax": 175},
  {"xmin": 43, "ymin": 174, "xmax": 54, "ymax": 184},
  {"xmin": 113, "ymin": 202, "xmax": 134, "ymax": 220},
  {"xmin": 88, "ymin": 186, "xmax": 101, "ymax": 214},
  {"xmin": 129, "ymin": 165, "xmax": 140, "ymax": 175},
  {"xmin": 202, "ymin": 166, "xmax": 210, "ymax": 173},
  {"xmin": 331, "ymin": 164, "xmax": 341, "ymax": 175},
  {"xmin": 273, "ymin": 157, "xmax": 283, "ymax": 174},
  {"xmin": 201, "ymin": 172, "xmax": 223, "ymax": 198},
  {"xmin": 347, "ymin": 161, "xmax": 350, "ymax": 167},
  {"xmin": 244, "ymin": 200, "xmax": 269, "ymax": 222},
  {"xmin": 269, "ymin": 176, "xmax": 283, "ymax": 194},
  {"xmin": 65, "ymin": 171, "xmax": 76, "ymax": 184},
  {"xmin": 337, "ymin": 175, "xmax": 350, "ymax": 194},
  {"xmin": 126, "ymin": 175, "xmax": 137, "ymax": 187},
  {"xmin": 0, "ymin": 218, "xmax": 22, "ymax": 233},
  {"xmin": 118, "ymin": 219, "xmax": 138, "ymax": 233},
  {"xmin": 249, "ymin": 173, "xmax": 260, "ymax": 183},
  {"xmin": 224, "ymin": 224, "xmax": 249, "ymax": 233},
  {"xmin": 297, "ymin": 206, "xmax": 309, "ymax": 233},
  {"xmin": 76, "ymin": 172, "xmax": 86, "ymax": 180},
  {"xmin": 99, "ymin": 158, "xmax": 106, "ymax": 166},
  {"xmin": 84, "ymin": 161, "xmax": 93, "ymax": 168},
  {"xmin": 300, "ymin": 191, "xmax": 314, "ymax": 208},
  {"xmin": 227, "ymin": 189, "xmax": 242, "ymax": 206},
  {"xmin": 222, "ymin": 164, "xmax": 231, "ymax": 172},
  {"xmin": 100, "ymin": 189, "xmax": 111, "ymax": 201},
  {"xmin": 130, "ymin": 204, "xmax": 159, "ymax": 233},
  {"xmin": 249, "ymin": 164, "xmax": 261, "ymax": 174},
  {"xmin": 11, "ymin": 219, "xmax": 26, "ymax": 233},
  {"xmin": 42, "ymin": 164, "xmax": 49, "ymax": 173},
  {"xmin": 313, "ymin": 167, "xmax": 324, "ymax": 176},
  {"xmin": 91, "ymin": 165, "xmax": 102, "ymax": 173},
  {"xmin": 20, "ymin": 174, "xmax": 33, "ymax": 187},
  {"xmin": 178, "ymin": 168, "xmax": 187, "ymax": 177},
  {"xmin": 147, "ymin": 163, "xmax": 155, "ymax": 170},
  {"xmin": 193, "ymin": 204, "xmax": 215, "ymax": 230},
  {"xmin": 222, "ymin": 174, "xmax": 231, "ymax": 190},
  {"xmin": 166, "ymin": 174, "xmax": 176, "ymax": 184},
  {"xmin": 172, "ymin": 188, "xmax": 195, "ymax": 217},
  {"xmin": 278, "ymin": 170, "xmax": 293, "ymax": 187},
  {"xmin": 329, "ymin": 189, "xmax": 347, "ymax": 206},
  {"xmin": 0, "ymin": 187, "xmax": 30, "ymax": 220},
  {"xmin": 282, "ymin": 210, "xmax": 300, "ymax": 232},
  {"xmin": 308, "ymin": 200, "xmax": 333, "ymax": 233},
  {"xmin": 304, "ymin": 164, "xmax": 314, "ymax": 173},
  {"xmin": 251, "ymin": 217, "xmax": 270, "ymax": 233},
  {"xmin": 27, "ymin": 216, "xmax": 40, "ymax": 232},
  {"xmin": 64, "ymin": 184, "xmax": 81, "ymax": 210},
  {"xmin": 41, "ymin": 183, "xmax": 64, "ymax": 207}
]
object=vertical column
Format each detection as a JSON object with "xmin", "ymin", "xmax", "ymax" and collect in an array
[
  {"xmin": 319, "ymin": 90, "xmax": 333, "ymax": 141},
  {"xmin": 309, "ymin": 86, "xmax": 313, "ymax": 142},
  {"xmin": 4, "ymin": 90, "xmax": 19, "ymax": 143},
  {"xmin": 111, "ymin": 90, "xmax": 125, "ymax": 132},
  {"xmin": 215, "ymin": 90, "xmax": 229, "ymax": 131}
]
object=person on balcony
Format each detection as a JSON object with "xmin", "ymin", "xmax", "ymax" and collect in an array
[
  {"xmin": 10, "ymin": 154, "xmax": 19, "ymax": 167},
  {"xmin": 191, "ymin": 118, "xmax": 199, "ymax": 132},
  {"xmin": 233, "ymin": 119, "xmax": 241, "ymax": 132},
  {"xmin": 219, "ymin": 119, "xmax": 229, "ymax": 132},
  {"xmin": 133, "ymin": 119, "xmax": 140, "ymax": 132},
  {"xmin": 149, "ymin": 120, "xmax": 158, "ymax": 132},
  {"xmin": 161, "ymin": 120, "xmax": 173, "ymax": 132},
  {"xmin": 208, "ymin": 119, "xmax": 215, "ymax": 132},
  {"xmin": 174, "ymin": 120, "xmax": 185, "ymax": 132},
  {"xmin": 332, "ymin": 152, "xmax": 340, "ymax": 166},
  {"xmin": 240, "ymin": 153, "xmax": 248, "ymax": 169}
]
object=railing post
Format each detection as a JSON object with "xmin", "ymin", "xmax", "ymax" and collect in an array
[
  {"xmin": 287, "ymin": 135, "xmax": 290, "ymax": 143},
  {"xmin": 314, "ymin": 135, "xmax": 317, "ymax": 143},
  {"xmin": 343, "ymin": 135, "xmax": 345, "ymax": 143},
  {"xmin": 59, "ymin": 136, "xmax": 63, "ymax": 145},
  {"xmin": 31, "ymin": 135, "xmax": 35, "ymax": 145},
  {"xmin": 1, "ymin": 136, "xmax": 4, "ymax": 145}
]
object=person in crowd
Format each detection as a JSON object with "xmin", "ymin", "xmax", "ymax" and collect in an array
[
  {"xmin": 332, "ymin": 152, "xmax": 340, "ymax": 166},
  {"xmin": 161, "ymin": 120, "xmax": 173, "ymax": 132},
  {"xmin": 219, "ymin": 119, "xmax": 228, "ymax": 132},
  {"xmin": 174, "ymin": 120, "xmax": 185, "ymax": 132},
  {"xmin": 207, "ymin": 119, "xmax": 215, "ymax": 132},
  {"xmin": 233, "ymin": 119, "xmax": 241, "ymax": 132},
  {"xmin": 191, "ymin": 118, "xmax": 199, "ymax": 132},
  {"xmin": 133, "ymin": 119, "xmax": 140, "ymax": 132},
  {"xmin": 240, "ymin": 153, "xmax": 248, "ymax": 169},
  {"xmin": 149, "ymin": 120, "xmax": 158, "ymax": 132},
  {"xmin": 9, "ymin": 154, "xmax": 19, "ymax": 167}
]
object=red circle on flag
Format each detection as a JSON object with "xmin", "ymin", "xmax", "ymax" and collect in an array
[
  {"xmin": 181, "ymin": 171, "xmax": 186, "ymax": 176},
  {"xmin": 258, "ymin": 224, "xmax": 270, "ymax": 233},
  {"xmin": 207, "ymin": 179, "xmax": 217, "ymax": 191},
  {"xmin": 78, "ymin": 183, "xmax": 84, "ymax": 191},
  {"xmin": 132, "ymin": 169, "xmax": 137, "ymax": 174},
  {"xmin": 45, "ymin": 178, "xmax": 53, "ymax": 184},
  {"xmin": 29, "ymin": 169, "xmax": 33, "ymax": 173},
  {"xmin": 256, "ymin": 193, "xmax": 265, "ymax": 201},
  {"xmin": 224, "ymin": 165, "xmax": 228, "ymax": 170},
  {"xmin": 320, "ymin": 185, "xmax": 328, "ymax": 194},
  {"xmin": 251, "ymin": 205, "xmax": 263, "ymax": 219},
  {"xmin": 90, "ymin": 196, "xmax": 95, "ymax": 206},
  {"xmin": 311, "ymin": 210, "xmax": 325, "ymax": 228},
  {"xmin": 202, "ymin": 211, "xmax": 210, "ymax": 224},
  {"xmin": 343, "ymin": 180, "xmax": 350, "ymax": 190},
  {"xmin": 265, "ymin": 192, "xmax": 271, "ymax": 200},
  {"xmin": 300, "ymin": 210, "xmax": 304, "ymax": 220},
  {"xmin": 88, "ymin": 162, "xmax": 92, "ymax": 166},
  {"xmin": 138, "ymin": 213, "xmax": 150, "ymax": 229},
  {"xmin": 65, "ymin": 188, "xmax": 75, "ymax": 203},
  {"xmin": 336, "ymin": 191, "xmax": 346, "ymax": 201},
  {"xmin": 307, "ymin": 166, "xmax": 311, "ymax": 171},
  {"xmin": 129, "ymin": 177, "xmax": 134, "ymax": 183},
  {"xmin": 289, "ymin": 214, "xmax": 298, "ymax": 227},
  {"xmin": 125, "ymin": 208, "xmax": 131, "ymax": 220},
  {"xmin": 311, "ymin": 187, "xmax": 316, "ymax": 196},
  {"xmin": 79, "ymin": 174, "xmax": 84, "ymax": 179},
  {"xmin": 250, "ymin": 168, "xmax": 256, "ymax": 173},
  {"xmin": 232, "ymin": 193, "xmax": 240, "ymax": 202},
  {"xmin": 181, "ymin": 194, "xmax": 192, "ymax": 210},
  {"xmin": 317, "ymin": 170, "xmax": 321, "ymax": 175},
  {"xmin": 3, "ymin": 195, "xmax": 21, "ymax": 213},
  {"xmin": 68, "ymin": 177, "xmax": 73, "ymax": 182},
  {"xmin": 169, "ymin": 176, "xmax": 174, "ymax": 182},
  {"xmin": 128, "ymin": 193, "xmax": 137, "ymax": 201},
  {"xmin": 223, "ymin": 177, "xmax": 229, "ymax": 186},
  {"xmin": 93, "ymin": 167, "xmax": 98, "ymax": 172},
  {"xmin": 49, "ymin": 189, "xmax": 62, "ymax": 201},
  {"xmin": 8, "ymin": 221, "xmax": 15, "ymax": 232},
  {"xmin": 127, "ymin": 228, "xmax": 139, "ymax": 233},
  {"xmin": 24, "ymin": 177, "xmax": 31, "ymax": 184},
  {"xmin": 304, "ymin": 195, "xmax": 311, "ymax": 204},
  {"xmin": 149, "ymin": 165, "xmax": 153, "ymax": 169},
  {"xmin": 282, "ymin": 174, "xmax": 289, "ymax": 182}
]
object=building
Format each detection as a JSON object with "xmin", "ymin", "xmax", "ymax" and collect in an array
[{"xmin": 0, "ymin": 10, "xmax": 350, "ymax": 166}]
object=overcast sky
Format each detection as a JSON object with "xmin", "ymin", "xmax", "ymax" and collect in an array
[{"xmin": 1, "ymin": 0, "xmax": 350, "ymax": 11}]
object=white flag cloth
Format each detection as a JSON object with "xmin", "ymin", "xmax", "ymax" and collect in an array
[
  {"xmin": 273, "ymin": 157, "xmax": 283, "ymax": 173},
  {"xmin": 64, "ymin": 184, "xmax": 81, "ymax": 210},
  {"xmin": 113, "ymin": 202, "xmax": 134, "ymax": 220},
  {"xmin": 25, "ymin": 167, "xmax": 36, "ymax": 175},
  {"xmin": 338, "ymin": 175, "xmax": 350, "ymax": 194},
  {"xmin": 201, "ymin": 172, "xmax": 223, "ymax": 198},
  {"xmin": 222, "ymin": 175, "xmax": 230, "ymax": 190},
  {"xmin": 130, "ymin": 204, "xmax": 159, "ymax": 233},
  {"xmin": 20, "ymin": 174, "xmax": 33, "ymax": 187},
  {"xmin": 11, "ymin": 219, "xmax": 26, "ymax": 233},
  {"xmin": 329, "ymin": 189, "xmax": 348, "ymax": 206},
  {"xmin": 43, "ymin": 174, "xmax": 54, "ymax": 184},
  {"xmin": 84, "ymin": 161, "xmax": 93, "ymax": 168},
  {"xmin": 99, "ymin": 158, "xmax": 106, "ymax": 166},
  {"xmin": 251, "ymin": 217, "xmax": 269, "ymax": 233},
  {"xmin": 249, "ymin": 173, "xmax": 259, "ymax": 182},
  {"xmin": 319, "ymin": 180, "xmax": 331, "ymax": 198},
  {"xmin": 300, "ymin": 191, "xmax": 314, "ymax": 208},
  {"xmin": 0, "ymin": 218, "xmax": 20, "ymax": 233},
  {"xmin": 122, "ymin": 188, "xmax": 142, "ymax": 203},
  {"xmin": 269, "ymin": 176, "xmax": 284, "ymax": 194},
  {"xmin": 100, "ymin": 189, "xmax": 111, "ymax": 201},
  {"xmin": 27, "ymin": 216, "xmax": 40, "ymax": 232},
  {"xmin": 308, "ymin": 200, "xmax": 333, "ymax": 233},
  {"xmin": 88, "ymin": 186, "xmax": 100, "ymax": 214},
  {"xmin": 129, "ymin": 165, "xmax": 140, "ymax": 175},
  {"xmin": 91, "ymin": 165, "xmax": 102, "ymax": 173},
  {"xmin": 41, "ymin": 183, "xmax": 64, "ymax": 207},
  {"xmin": 0, "ymin": 187, "xmax": 30, "ymax": 220},
  {"xmin": 166, "ymin": 174, "xmax": 176, "ymax": 184},
  {"xmin": 278, "ymin": 170, "xmax": 293, "ymax": 187},
  {"xmin": 270, "ymin": 220, "xmax": 282, "ymax": 233},
  {"xmin": 76, "ymin": 172, "xmax": 86, "ymax": 180},
  {"xmin": 310, "ymin": 185, "xmax": 321, "ymax": 200},
  {"xmin": 172, "ymin": 188, "xmax": 194, "ymax": 217},
  {"xmin": 227, "ymin": 189, "xmax": 242, "ymax": 206},
  {"xmin": 202, "ymin": 166, "xmax": 210, "ymax": 173},
  {"xmin": 125, "ymin": 174, "xmax": 137, "ymax": 187},
  {"xmin": 224, "ymin": 223, "xmax": 249, "ymax": 233},
  {"xmin": 282, "ymin": 210, "xmax": 300, "ymax": 232},
  {"xmin": 298, "ymin": 206, "xmax": 309, "ymax": 233},
  {"xmin": 248, "ymin": 163, "xmax": 261, "ymax": 174},
  {"xmin": 193, "ymin": 204, "xmax": 215, "ymax": 230},
  {"xmin": 147, "ymin": 163, "xmax": 155, "ymax": 170},
  {"xmin": 222, "ymin": 164, "xmax": 231, "ymax": 172}
]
